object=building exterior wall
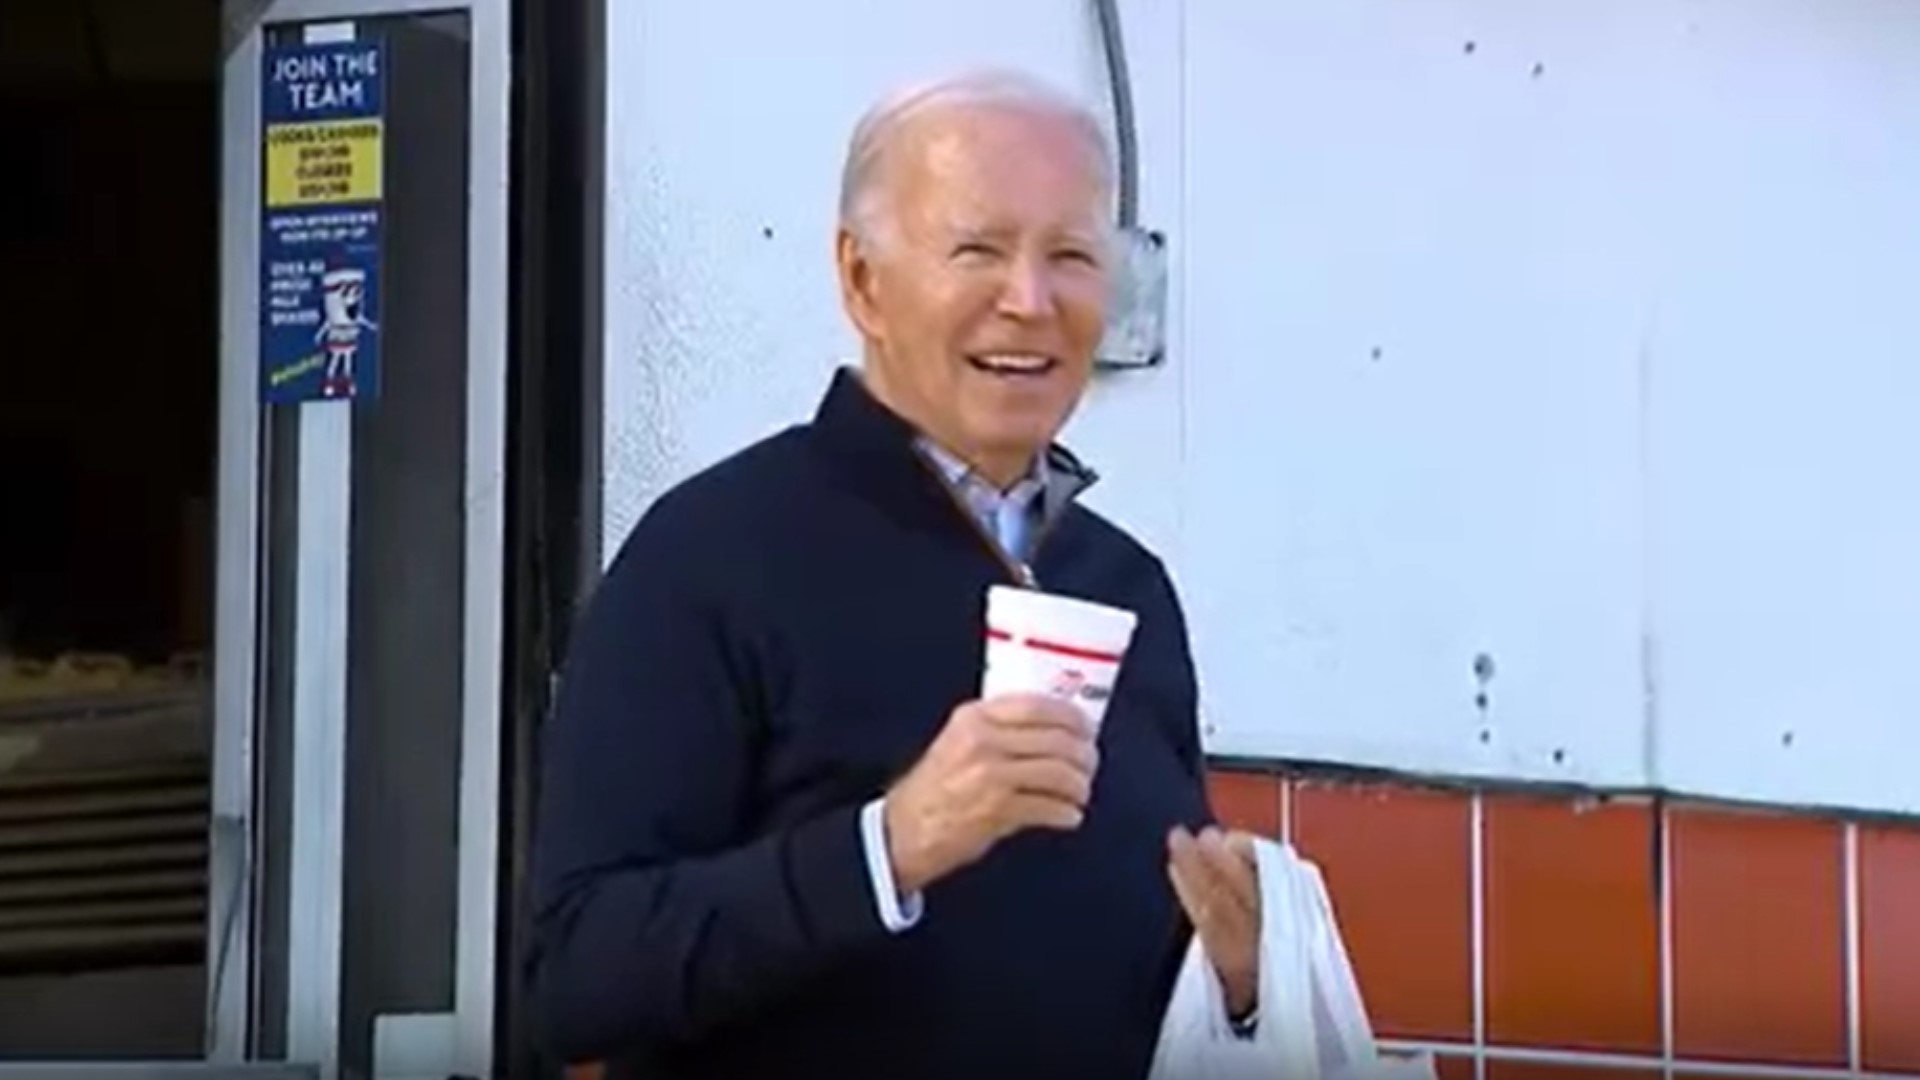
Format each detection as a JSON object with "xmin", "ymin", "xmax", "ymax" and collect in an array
[
  {"xmin": 597, "ymin": 1, "xmax": 1920, "ymax": 1072},
  {"xmin": 1209, "ymin": 766, "xmax": 1920, "ymax": 1078}
]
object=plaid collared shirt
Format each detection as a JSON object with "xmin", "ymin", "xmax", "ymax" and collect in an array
[{"xmin": 915, "ymin": 438, "xmax": 1047, "ymax": 564}]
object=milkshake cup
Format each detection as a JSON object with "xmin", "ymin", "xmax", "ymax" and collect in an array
[{"xmin": 981, "ymin": 585, "xmax": 1139, "ymax": 731}]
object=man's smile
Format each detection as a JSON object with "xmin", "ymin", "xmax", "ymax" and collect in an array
[{"xmin": 966, "ymin": 352, "xmax": 1060, "ymax": 376}]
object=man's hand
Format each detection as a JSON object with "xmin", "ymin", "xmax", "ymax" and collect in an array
[
  {"xmin": 883, "ymin": 694, "xmax": 1098, "ymax": 894},
  {"xmin": 1167, "ymin": 826, "xmax": 1262, "ymax": 1019}
]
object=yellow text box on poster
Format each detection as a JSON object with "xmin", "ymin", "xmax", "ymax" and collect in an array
[{"xmin": 264, "ymin": 119, "xmax": 384, "ymax": 208}]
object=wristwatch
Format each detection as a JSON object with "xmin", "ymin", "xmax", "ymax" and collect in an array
[{"xmin": 1227, "ymin": 1003, "xmax": 1259, "ymax": 1039}]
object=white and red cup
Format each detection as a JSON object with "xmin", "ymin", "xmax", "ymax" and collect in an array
[{"xmin": 981, "ymin": 585, "xmax": 1139, "ymax": 731}]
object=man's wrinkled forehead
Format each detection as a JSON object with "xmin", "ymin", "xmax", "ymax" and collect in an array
[{"xmin": 885, "ymin": 105, "xmax": 1112, "ymax": 233}]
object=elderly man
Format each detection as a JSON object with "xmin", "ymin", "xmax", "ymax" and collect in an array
[{"xmin": 526, "ymin": 70, "xmax": 1261, "ymax": 1078}]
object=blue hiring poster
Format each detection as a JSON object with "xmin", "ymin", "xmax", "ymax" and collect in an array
[{"xmin": 259, "ymin": 37, "xmax": 386, "ymax": 404}]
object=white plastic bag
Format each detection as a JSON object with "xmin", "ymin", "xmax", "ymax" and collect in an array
[{"xmin": 1148, "ymin": 839, "xmax": 1437, "ymax": 1080}]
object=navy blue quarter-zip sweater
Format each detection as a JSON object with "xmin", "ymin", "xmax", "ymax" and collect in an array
[{"xmin": 526, "ymin": 369, "xmax": 1217, "ymax": 1079}]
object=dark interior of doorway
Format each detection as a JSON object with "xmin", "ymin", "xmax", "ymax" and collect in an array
[{"xmin": 0, "ymin": 0, "xmax": 219, "ymax": 1059}]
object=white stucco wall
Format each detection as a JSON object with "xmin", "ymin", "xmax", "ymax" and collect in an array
[{"xmin": 601, "ymin": 0, "xmax": 1920, "ymax": 815}]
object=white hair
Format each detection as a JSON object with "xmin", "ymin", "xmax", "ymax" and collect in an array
[{"xmin": 837, "ymin": 68, "xmax": 1116, "ymax": 251}]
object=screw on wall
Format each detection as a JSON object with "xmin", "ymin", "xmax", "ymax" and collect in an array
[
  {"xmin": 1472, "ymin": 652, "xmax": 1499, "ymax": 746},
  {"xmin": 1781, "ymin": 730, "xmax": 1795, "ymax": 748},
  {"xmin": 761, "ymin": 225, "xmax": 774, "ymax": 239},
  {"xmin": 1531, "ymin": 61, "xmax": 1546, "ymax": 78},
  {"xmin": 1370, "ymin": 345, "xmax": 1384, "ymax": 362},
  {"xmin": 1463, "ymin": 40, "xmax": 1477, "ymax": 55}
]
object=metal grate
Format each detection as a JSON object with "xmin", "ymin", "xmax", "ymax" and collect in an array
[{"xmin": 0, "ymin": 686, "xmax": 210, "ymax": 971}]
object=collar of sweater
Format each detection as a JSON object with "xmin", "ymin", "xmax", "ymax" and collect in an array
[{"xmin": 810, "ymin": 365, "xmax": 1100, "ymax": 538}]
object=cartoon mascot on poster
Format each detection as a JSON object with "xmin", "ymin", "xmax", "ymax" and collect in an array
[{"xmin": 314, "ymin": 265, "xmax": 377, "ymax": 399}]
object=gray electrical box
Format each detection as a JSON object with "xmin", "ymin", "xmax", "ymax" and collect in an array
[{"xmin": 1096, "ymin": 226, "xmax": 1168, "ymax": 370}]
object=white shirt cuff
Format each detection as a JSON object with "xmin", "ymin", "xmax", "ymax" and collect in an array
[{"xmin": 859, "ymin": 797, "xmax": 924, "ymax": 932}]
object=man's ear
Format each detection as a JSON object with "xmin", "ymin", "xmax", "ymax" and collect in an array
[{"xmin": 836, "ymin": 227, "xmax": 885, "ymax": 342}]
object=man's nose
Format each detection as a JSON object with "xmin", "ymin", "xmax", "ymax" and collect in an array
[{"xmin": 994, "ymin": 253, "xmax": 1054, "ymax": 320}]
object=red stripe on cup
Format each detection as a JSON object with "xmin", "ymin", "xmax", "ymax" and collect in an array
[{"xmin": 984, "ymin": 628, "xmax": 1123, "ymax": 665}]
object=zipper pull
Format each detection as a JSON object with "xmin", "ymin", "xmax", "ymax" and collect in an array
[{"xmin": 1016, "ymin": 563, "xmax": 1039, "ymax": 588}]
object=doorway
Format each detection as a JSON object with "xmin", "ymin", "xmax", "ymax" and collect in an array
[
  {"xmin": 1, "ymin": 0, "xmax": 522, "ymax": 1076},
  {"xmin": 0, "ymin": 0, "xmax": 221, "ymax": 1060}
]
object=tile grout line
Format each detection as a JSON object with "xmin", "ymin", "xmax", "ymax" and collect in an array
[
  {"xmin": 1662, "ymin": 801, "xmax": 1676, "ymax": 1080},
  {"xmin": 1280, "ymin": 773, "xmax": 1292, "ymax": 847},
  {"xmin": 1378, "ymin": 1038, "xmax": 1920, "ymax": 1080},
  {"xmin": 1471, "ymin": 792, "xmax": 1487, "ymax": 1080},
  {"xmin": 1846, "ymin": 821, "xmax": 1863, "ymax": 1075}
]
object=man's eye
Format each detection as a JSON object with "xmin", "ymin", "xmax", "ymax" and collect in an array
[
  {"xmin": 1054, "ymin": 248, "xmax": 1099, "ymax": 266},
  {"xmin": 952, "ymin": 242, "xmax": 998, "ymax": 259}
]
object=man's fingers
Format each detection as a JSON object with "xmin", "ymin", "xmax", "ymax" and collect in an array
[
  {"xmin": 1171, "ymin": 827, "xmax": 1262, "ymax": 1010},
  {"xmin": 1166, "ymin": 853, "xmax": 1211, "ymax": 928},
  {"xmin": 1198, "ymin": 829, "xmax": 1260, "ymax": 915},
  {"xmin": 1170, "ymin": 827, "xmax": 1258, "ymax": 928},
  {"xmin": 1007, "ymin": 792, "xmax": 1085, "ymax": 832},
  {"xmin": 980, "ymin": 693, "xmax": 1092, "ymax": 735},
  {"xmin": 1167, "ymin": 826, "xmax": 1204, "ymax": 886},
  {"xmin": 1225, "ymin": 829, "xmax": 1259, "ymax": 863},
  {"xmin": 1168, "ymin": 829, "xmax": 1231, "ymax": 924},
  {"xmin": 991, "ymin": 724, "xmax": 1098, "ymax": 775},
  {"xmin": 1002, "ymin": 758, "xmax": 1093, "ymax": 809}
]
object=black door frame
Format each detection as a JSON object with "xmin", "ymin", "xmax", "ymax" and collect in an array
[{"xmin": 500, "ymin": 0, "xmax": 603, "ymax": 1074}]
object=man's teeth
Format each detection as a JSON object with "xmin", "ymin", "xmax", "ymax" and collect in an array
[{"xmin": 973, "ymin": 354, "xmax": 1053, "ymax": 373}]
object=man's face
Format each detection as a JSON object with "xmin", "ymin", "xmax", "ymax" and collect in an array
[{"xmin": 839, "ymin": 105, "xmax": 1111, "ymax": 486}]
